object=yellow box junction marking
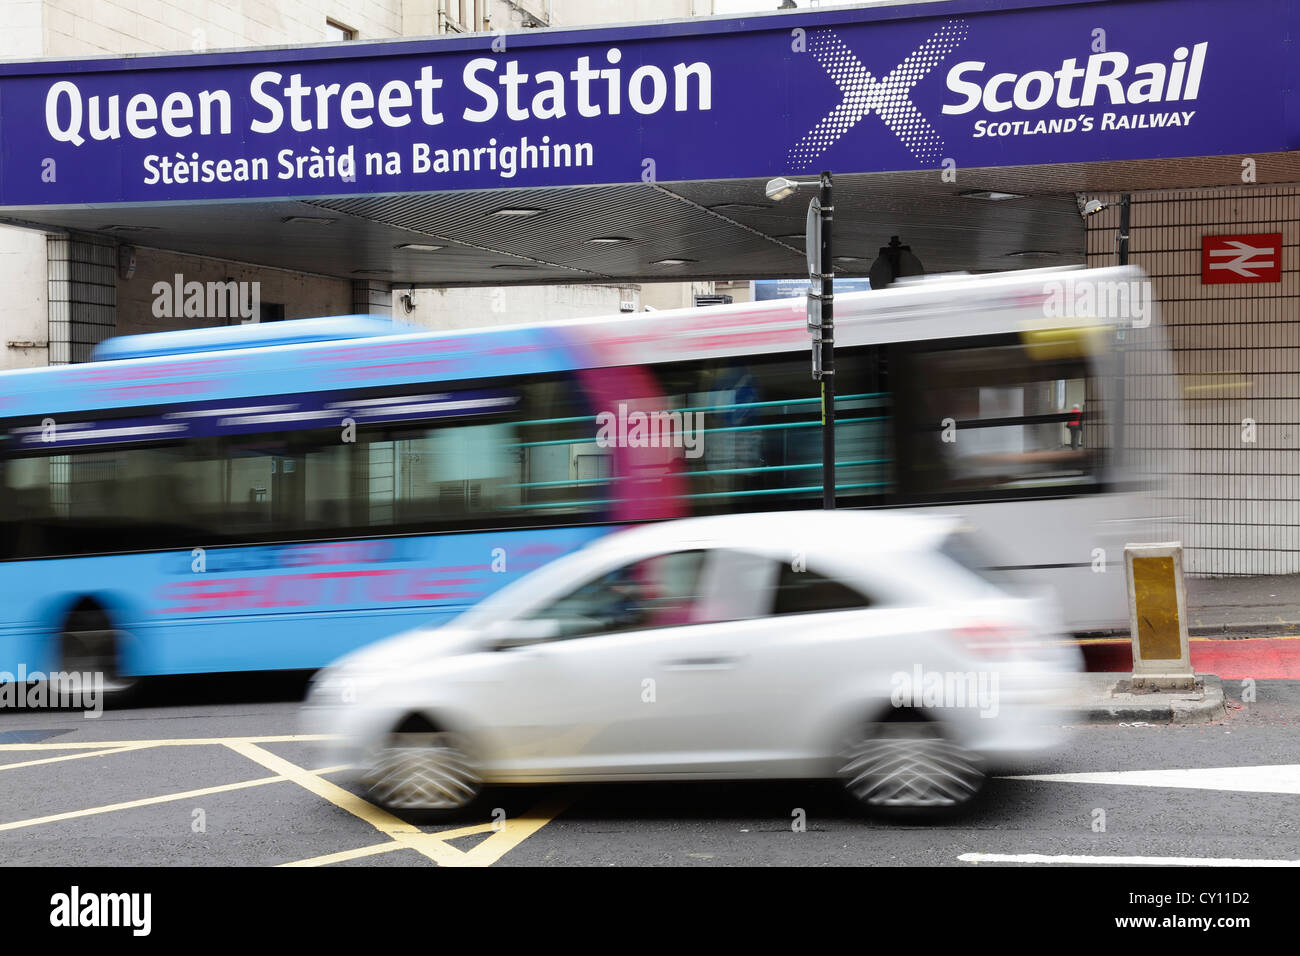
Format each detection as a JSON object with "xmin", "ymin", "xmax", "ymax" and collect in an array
[{"xmin": 0, "ymin": 733, "xmax": 566, "ymax": 866}]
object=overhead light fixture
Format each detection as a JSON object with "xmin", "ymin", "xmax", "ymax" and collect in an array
[
  {"xmin": 281, "ymin": 215, "xmax": 336, "ymax": 225},
  {"xmin": 1005, "ymin": 250, "xmax": 1061, "ymax": 259},
  {"xmin": 488, "ymin": 207, "xmax": 545, "ymax": 217},
  {"xmin": 653, "ymin": 258, "xmax": 696, "ymax": 265},
  {"xmin": 959, "ymin": 190, "xmax": 1025, "ymax": 201},
  {"xmin": 396, "ymin": 243, "xmax": 443, "ymax": 252},
  {"xmin": 834, "ymin": 256, "xmax": 866, "ymax": 262},
  {"xmin": 587, "ymin": 236, "xmax": 634, "ymax": 244}
]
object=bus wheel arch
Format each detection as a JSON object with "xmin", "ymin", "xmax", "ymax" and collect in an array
[{"xmin": 56, "ymin": 595, "xmax": 140, "ymax": 698}]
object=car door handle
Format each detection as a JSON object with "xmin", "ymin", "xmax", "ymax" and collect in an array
[{"xmin": 662, "ymin": 655, "xmax": 741, "ymax": 670}]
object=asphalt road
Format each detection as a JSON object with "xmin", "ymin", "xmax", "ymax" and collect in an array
[{"xmin": 1, "ymin": 676, "xmax": 1297, "ymax": 867}]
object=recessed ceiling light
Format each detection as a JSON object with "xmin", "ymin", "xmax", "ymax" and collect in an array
[
  {"xmin": 587, "ymin": 236, "xmax": 635, "ymax": 244},
  {"xmin": 960, "ymin": 190, "xmax": 1026, "ymax": 201},
  {"xmin": 1005, "ymin": 250, "xmax": 1060, "ymax": 259},
  {"xmin": 653, "ymin": 258, "xmax": 696, "ymax": 265},
  {"xmin": 101, "ymin": 224, "xmax": 159, "ymax": 233},
  {"xmin": 834, "ymin": 256, "xmax": 866, "ymax": 262},
  {"xmin": 396, "ymin": 243, "xmax": 444, "ymax": 252},
  {"xmin": 281, "ymin": 215, "xmax": 337, "ymax": 225},
  {"xmin": 488, "ymin": 207, "xmax": 545, "ymax": 217}
]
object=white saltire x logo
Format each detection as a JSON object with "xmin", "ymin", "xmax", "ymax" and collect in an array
[{"xmin": 790, "ymin": 20, "xmax": 969, "ymax": 167}]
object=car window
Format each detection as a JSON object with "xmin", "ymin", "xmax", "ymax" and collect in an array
[
  {"xmin": 695, "ymin": 548, "xmax": 777, "ymax": 623},
  {"xmin": 522, "ymin": 550, "xmax": 707, "ymax": 639},
  {"xmin": 770, "ymin": 563, "xmax": 871, "ymax": 615}
]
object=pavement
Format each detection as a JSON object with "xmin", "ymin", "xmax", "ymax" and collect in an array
[
  {"xmin": 1071, "ymin": 673, "xmax": 1226, "ymax": 725},
  {"xmin": 1185, "ymin": 573, "xmax": 1300, "ymax": 637},
  {"xmin": 1074, "ymin": 572, "xmax": 1300, "ymax": 721}
]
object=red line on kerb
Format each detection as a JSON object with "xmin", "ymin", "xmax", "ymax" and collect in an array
[{"xmin": 1084, "ymin": 637, "xmax": 1300, "ymax": 679}]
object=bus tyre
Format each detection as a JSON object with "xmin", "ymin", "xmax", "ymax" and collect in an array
[
  {"xmin": 838, "ymin": 713, "xmax": 985, "ymax": 817},
  {"xmin": 60, "ymin": 604, "xmax": 139, "ymax": 705},
  {"xmin": 361, "ymin": 729, "xmax": 482, "ymax": 820}
]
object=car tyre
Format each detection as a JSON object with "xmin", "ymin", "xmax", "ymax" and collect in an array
[
  {"xmin": 838, "ymin": 715, "xmax": 985, "ymax": 817},
  {"xmin": 361, "ymin": 730, "xmax": 483, "ymax": 820}
]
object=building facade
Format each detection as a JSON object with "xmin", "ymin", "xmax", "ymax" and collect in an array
[{"xmin": 0, "ymin": 0, "xmax": 715, "ymax": 370}]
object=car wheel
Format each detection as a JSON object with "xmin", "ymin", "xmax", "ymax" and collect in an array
[
  {"xmin": 839, "ymin": 717, "xmax": 985, "ymax": 815},
  {"xmin": 361, "ymin": 730, "xmax": 482, "ymax": 815}
]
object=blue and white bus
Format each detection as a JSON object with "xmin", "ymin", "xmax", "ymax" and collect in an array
[{"xmin": 0, "ymin": 267, "xmax": 1163, "ymax": 687}]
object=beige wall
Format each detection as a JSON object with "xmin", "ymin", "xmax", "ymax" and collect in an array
[
  {"xmin": 116, "ymin": 247, "xmax": 352, "ymax": 335},
  {"xmin": 0, "ymin": 227, "xmax": 50, "ymax": 370},
  {"xmin": 550, "ymin": 0, "xmax": 709, "ymax": 28},
  {"xmin": 41, "ymin": 0, "xmax": 406, "ymax": 57},
  {"xmin": 1087, "ymin": 184, "xmax": 1300, "ymax": 575},
  {"xmin": 36, "ymin": 0, "xmax": 711, "ymax": 58},
  {"xmin": 2, "ymin": 1, "xmax": 43, "ymax": 57},
  {"xmin": 400, "ymin": 282, "xmax": 638, "ymax": 329},
  {"xmin": 639, "ymin": 280, "xmax": 715, "ymax": 311}
]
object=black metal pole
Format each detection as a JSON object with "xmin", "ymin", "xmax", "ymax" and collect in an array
[
  {"xmin": 1118, "ymin": 193, "xmax": 1131, "ymax": 266},
  {"xmin": 820, "ymin": 170, "xmax": 835, "ymax": 510},
  {"xmin": 1115, "ymin": 193, "xmax": 1130, "ymax": 468}
]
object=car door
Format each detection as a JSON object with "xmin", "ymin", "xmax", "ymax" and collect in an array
[
  {"xmin": 660, "ymin": 550, "xmax": 904, "ymax": 775},
  {"xmin": 472, "ymin": 548, "xmax": 720, "ymax": 777}
]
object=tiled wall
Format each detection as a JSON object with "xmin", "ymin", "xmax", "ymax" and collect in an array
[
  {"xmin": 1087, "ymin": 185, "xmax": 1300, "ymax": 575},
  {"xmin": 47, "ymin": 234, "xmax": 117, "ymax": 364}
]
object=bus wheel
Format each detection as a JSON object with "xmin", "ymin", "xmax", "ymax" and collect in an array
[
  {"xmin": 361, "ymin": 727, "xmax": 481, "ymax": 818},
  {"xmin": 59, "ymin": 601, "xmax": 139, "ymax": 703},
  {"xmin": 838, "ymin": 713, "xmax": 984, "ymax": 817}
]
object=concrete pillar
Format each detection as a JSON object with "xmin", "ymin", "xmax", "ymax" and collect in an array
[
  {"xmin": 47, "ymin": 234, "xmax": 116, "ymax": 364},
  {"xmin": 352, "ymin": 279, "xmax": 392, "ymax": 317}
]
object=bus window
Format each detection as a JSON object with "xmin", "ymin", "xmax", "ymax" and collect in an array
[
  {"xmin": 651, "ymin": 348, "xmax": 894, "ymax": 515},
  {"xmin": 0, "ymin": 373, "xmax": 611, "ymax": 559},
  {"xmin": 901, "ymin": 337, "xmax": 1100, "ymax": 498}
]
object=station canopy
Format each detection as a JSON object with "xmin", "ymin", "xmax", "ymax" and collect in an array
[{"xmin": 1, "ymin": 0, "xmax": 1296, "ymax": 286}]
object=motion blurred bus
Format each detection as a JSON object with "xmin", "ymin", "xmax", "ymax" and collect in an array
[{"xmin": 0, "ymin": 265, "xmax": 1166, "ymax": 687}]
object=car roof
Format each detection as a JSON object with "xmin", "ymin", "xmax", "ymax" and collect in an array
[{"xmin": 589, "ymin": 510, "xmax": 961, "ymax": 559}]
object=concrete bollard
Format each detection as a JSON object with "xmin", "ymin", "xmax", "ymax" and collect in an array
[{"xmin": 1123, "ymin": 543, "xmax": 1196, "ymax": 690}]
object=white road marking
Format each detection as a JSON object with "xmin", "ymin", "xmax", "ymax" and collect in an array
[
  {"xmin": 961, "ymin": 852, "xmax": 1300, "ymax": 867},
  {"xmin": 1006, "ymin": 764, "xmax": 1300, "ymax": 794}
]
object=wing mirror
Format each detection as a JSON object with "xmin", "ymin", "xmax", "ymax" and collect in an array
[{"xmin": 484, "ymin": 618, "xmax": 562, "ymax": 650}]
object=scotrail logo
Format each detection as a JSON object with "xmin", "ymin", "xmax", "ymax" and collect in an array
[
  {"xmin": 790, "ymin": 20, "xmax": 970, "ymax": 166},
  {"xmin": 791, "ymin": 20, "xmax": 1210, "ymax": 164}
]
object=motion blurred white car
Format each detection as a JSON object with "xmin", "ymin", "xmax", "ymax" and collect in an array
[{"xmin": 303, "ymin": 511, "xmax": 1082, "ymax": 816}]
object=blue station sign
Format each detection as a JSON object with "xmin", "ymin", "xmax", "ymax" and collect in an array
[{"xmin": 0, "ymin": 0, "xmax": 1295, "ymax": 207}]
